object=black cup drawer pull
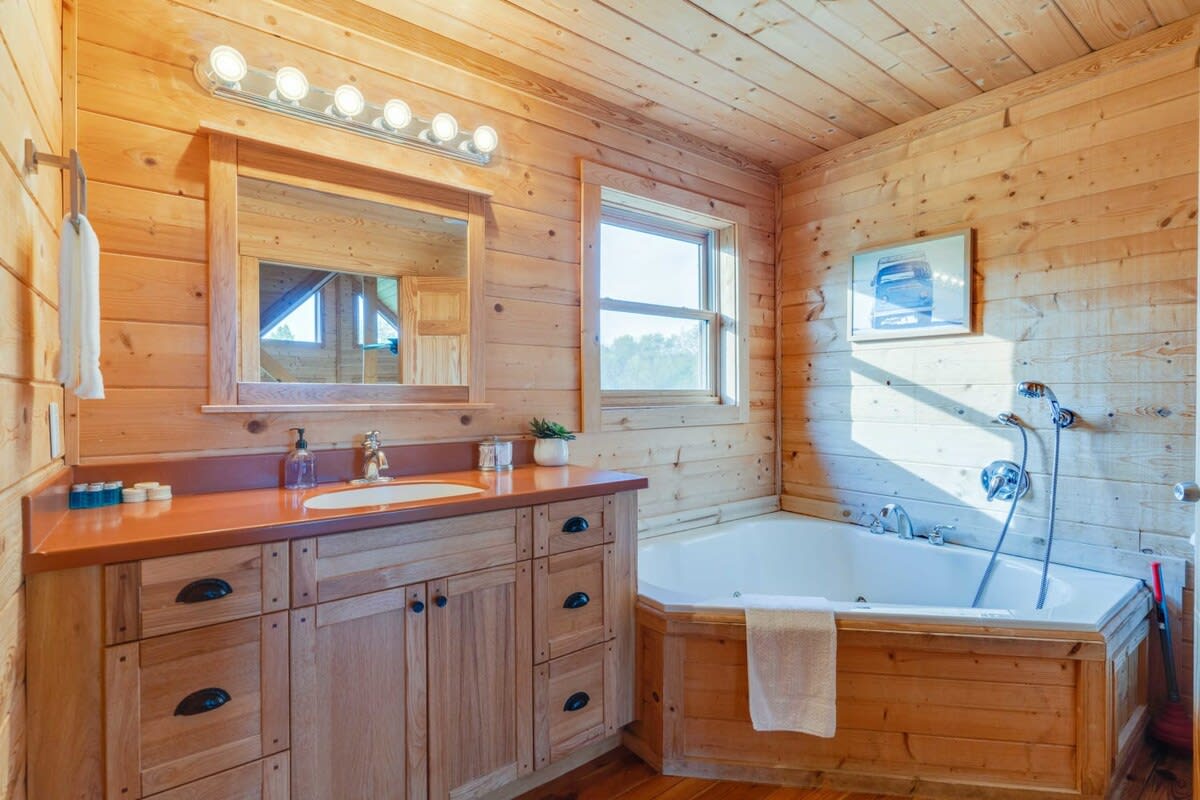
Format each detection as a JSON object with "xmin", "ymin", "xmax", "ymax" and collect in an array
[
  {"xmin": 561, "ymin": 516, "xmax": 590, "ymax": 534},
  {"xmin": 175, "ymin": 578, "xmax": 234, "ymax": 604},
  {"xmin": 563, "ymin": 691, "xmax": 590, "ymax": 712},
  {"xmin": 562, "ymin": 591, "xmax": 590, "ymax": 610},
  {"xmin": 174, "ymin": 688, "xmax": 231, "ymax": 717}
]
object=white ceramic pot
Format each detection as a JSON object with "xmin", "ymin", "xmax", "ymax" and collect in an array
[{"xmin": 533, "ymin": 438, "xmax": 569, "ymax": 467}]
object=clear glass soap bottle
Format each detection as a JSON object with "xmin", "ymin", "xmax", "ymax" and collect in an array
[{"xmin": 284, "ymin": 427, "xmax": 317, "ymax": 490}]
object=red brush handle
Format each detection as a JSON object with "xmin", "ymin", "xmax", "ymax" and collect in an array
[{"xmin": 1151, "ymin": 562, "xmax": 1164, "ymax": 603}]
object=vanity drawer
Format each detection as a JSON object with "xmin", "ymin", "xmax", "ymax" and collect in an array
[
  {"xmin": 534, "ymin": 495, "xmax": 614, "ymax": 555},
  {"xmin": 105, "ymin": 614, "xmax": 290, "ymax": 798},
  {"xmin": 106, "ymin": 543, "xmax": 290, "ymax": 643},
  {"xmin": 534, "ymin": 642, "xmax": 612, "ymax": 768},
  {"xmin": 534, "ymin": 545, "xmax": 612, "ymax": 662},
  {"xmin": 294, "ymin": 508, "xmax": 528, "ymax": 604},
  {"xmin": 145, "ymin": 752, "xmax": 289, "ymax": 800}
]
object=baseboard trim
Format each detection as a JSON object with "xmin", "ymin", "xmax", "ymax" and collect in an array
[
  {"xmin": 638, "ymin": 495, "xmax": 779, "ymax": 541},
  {"xmin": 477, "ymin": 734, "xmax": 622, "ymax": 800}
]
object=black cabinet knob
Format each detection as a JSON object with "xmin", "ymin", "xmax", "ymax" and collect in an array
[
  {"xmin": 175, "ymin": 578, "xmax": 233, "ymax": 604},
  {"xmin": 410, "ymin": 600, "xmax": 425, "ymax": 614},
  {"xmin": 562, "ymin": 516, "xmax": 589, "ymax": 534},
  {"xmin": 174, "ymin": 687, "xmax": 231, "ymax": 716},
  {"xmin": 563, "ymin": 591, "xmax": 590, "ymax": 610},
  {"xmin": 435, "ymin": 595, "xmax": 448, "ymax": 608},
  {"xmin": 563, "ymin": 691, "xmax": 590, "ymax": 712}
]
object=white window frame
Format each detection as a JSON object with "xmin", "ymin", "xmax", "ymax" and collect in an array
[
  {"xmin": 599, "ymin": 207, "xmax": 719, "ymax": 405},
  {"xmin": 580, "ymin": 160, "xmax": 749, "ymax": 432}
]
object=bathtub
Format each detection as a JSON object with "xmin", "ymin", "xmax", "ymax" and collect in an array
[
  {"xmin": 626, "ymin": 512, "xmax": 1153, "ymax": 800},
  {"xmin": 638, "ymin": 512, "xmax": 1143, "ymax": 631}
]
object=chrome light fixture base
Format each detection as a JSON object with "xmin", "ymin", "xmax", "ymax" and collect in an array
[{"xmin": 194, "ymin": 53, "xmax": 497, "ymax": 166}]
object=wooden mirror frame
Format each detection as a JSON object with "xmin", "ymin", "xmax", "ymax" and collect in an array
[{"xmin": 203, "ymin": 133, "xmax": 487, "ymax": 412}]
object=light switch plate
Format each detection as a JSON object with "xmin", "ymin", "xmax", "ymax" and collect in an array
[{"xmin": 48, "ymin": 402, "xmax": 62, "ymax": 459}]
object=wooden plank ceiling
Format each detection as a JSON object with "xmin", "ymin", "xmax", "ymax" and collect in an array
[{"xmin": 350, "ymin": 0, "xmax": 1200, "ymax": 175}]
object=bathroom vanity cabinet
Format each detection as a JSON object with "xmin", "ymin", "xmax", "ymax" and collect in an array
[{"xmin": 26, "ymin": 484, "xmax": 641, "ymax": 800}]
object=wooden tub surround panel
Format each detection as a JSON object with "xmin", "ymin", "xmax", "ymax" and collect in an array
[
  {"xmin": 625, "ymin": 595, "xmax": 1151, "ymax": 800},
  {"xmin": 27, "ymin": 485, "xmax": 642, "ymax": 799}
]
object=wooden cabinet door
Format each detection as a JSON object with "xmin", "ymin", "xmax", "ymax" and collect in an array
[
  {"xmin": 427, "ymin": 563, "xmax": 533, "ymax": 800},
  {"xmin": 104, "ymin": 614, "xmax": 289, "ymax": 798},
  {"xmin": 290, "ymin": 585, "xmax": 427, "ymax": 800},
  {"xmin": 399, "ymin": 276, "xmax": 468, "ymax": 385},
  {"xmin": 533, "ymin": 544, "xmax": 612, "ymax": 663}
]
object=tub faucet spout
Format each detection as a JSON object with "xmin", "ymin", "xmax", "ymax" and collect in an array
[{"xmin": 879, "ymin": 503, "xmax": 914, "ymax": 540}]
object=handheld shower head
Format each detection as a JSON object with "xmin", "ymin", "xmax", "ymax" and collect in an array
[{"xmin": 1017, "ymin": 381, "xmax": 1075, "ymax": 428}]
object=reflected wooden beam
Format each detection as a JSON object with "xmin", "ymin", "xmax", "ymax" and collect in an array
[
  {"xmin": 363, "ymin": 276, "xmax": 378, "ymax": 384},
  {"xmin": 259, "ymin": 349, "xmax": 298, "ymax": 383}
]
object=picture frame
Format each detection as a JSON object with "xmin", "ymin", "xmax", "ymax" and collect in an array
[{"xmin": 847, "ymin": 228, "xmax": 973, "ymax": 342}]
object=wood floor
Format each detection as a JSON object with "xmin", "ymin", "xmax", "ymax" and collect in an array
[{"xmin": 516, "ymin": 743, "xmax": 1192, "ymax": 800}]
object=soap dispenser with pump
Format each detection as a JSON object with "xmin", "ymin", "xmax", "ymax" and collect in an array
[{"xmin": 284, "ymin": 427, "xmax": 317, "ymax": 490}]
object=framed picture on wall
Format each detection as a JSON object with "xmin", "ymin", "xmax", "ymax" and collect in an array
[{"xmin": 847, "ymin": 228, "xmax": 973, "ymax": 342}]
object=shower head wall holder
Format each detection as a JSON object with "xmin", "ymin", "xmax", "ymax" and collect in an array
[
  {"xmin": 1017, "ymin": 381, "xmax": 1076, "ymax": 428},
  {"xmin": 981, "ymin": 460, "xmax": 1030, "ymax": 502}
]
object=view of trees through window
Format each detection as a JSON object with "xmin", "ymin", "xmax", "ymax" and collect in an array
[
  {"xmin": 600, "ymin": 330, "xmax": 704, "ymax": 390},
  {"xmin": 598, "ymin": 216, "xmax": 713, "ymax": 394}
]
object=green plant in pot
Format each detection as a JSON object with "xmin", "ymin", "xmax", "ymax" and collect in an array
[{"xmin": 529, "ymin": 417, "xmax": 575, "ymax": 467}]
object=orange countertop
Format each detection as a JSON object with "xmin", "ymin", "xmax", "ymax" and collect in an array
[{"xmin": 25, "ymin": 466, "xmax": 648, "ymax": 573}]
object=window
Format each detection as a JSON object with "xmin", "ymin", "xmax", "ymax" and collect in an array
[
  {"xmin": 355, "ymin": 294, "xmax": 400, "ymax": 346},
  {"xmin": 262, "ymin": 291, "xmax": 321, "ymax": 343},
  {"xmin": 599, "ymin": 210, "xmax": 717, "ymax": 397},
  {"xmin": 581, "ymin": 161, "xmax": 749, "ymax": 431}
]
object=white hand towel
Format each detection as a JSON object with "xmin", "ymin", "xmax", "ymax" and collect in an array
[
  {"xmin": 56, "ymin": 216, "xmax": 104, "ymax": 399},
  {"xmin": 73, "ymin": 216, "xmax": 104, "ymax": 399},
  {"xmin": 56, "ymin": 215, "xmax": 80, "ymax": 390},
  {"xmin": 743, "ymin": 594, "xmax": 837, "ymax": 737}
]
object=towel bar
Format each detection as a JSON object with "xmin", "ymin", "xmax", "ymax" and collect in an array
[{"xmin": 24, "ymin": 139, "xmax": 88, "ymax": 232}]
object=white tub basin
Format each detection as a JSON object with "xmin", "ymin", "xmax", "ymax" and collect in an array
[{"xmin": 303, "ymin": 482, "xmax": 484, "ymax": 510}]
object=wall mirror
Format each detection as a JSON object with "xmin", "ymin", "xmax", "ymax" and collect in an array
[{"xmin": 204, "ymin": 134, "xmax": 487, "ymax": 411}]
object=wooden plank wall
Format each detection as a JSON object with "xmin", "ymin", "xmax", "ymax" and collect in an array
[
  {"xmin": 69, "ymin": 0, "xmax": 778, "ymax": 526},
  {"xmin": 779, "ymin": 26, "xmax": 1197, "ymax": 699},
  {"xmin": 0, "ymin": 0, "xmax": 65, "ymax": 793}
]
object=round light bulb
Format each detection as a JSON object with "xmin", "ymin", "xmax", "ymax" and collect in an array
[
  {"xmin": 382, "ymin": 99, "xmax": 412, "ymax": 131},
  {"xmin": 471, "ymin": 125, "xmax": 499, "ymax": 154},
  {"xmin": 429, "ymin": 112, "xmax": 458, "ymax": 143},
  {"xmin": 208, "ymin": 46, "xmax": 247, "ymax": 85},
  {"xmin": 332, "ymin": 84, "xmax": 364, "ymax": 118},
  {"xmin": 274, "ymin": 66, "xmax": 309, "ymax": 103}
]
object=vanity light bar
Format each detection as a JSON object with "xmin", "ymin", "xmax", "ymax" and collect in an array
[{"xmin": 194, "ymin": 46, "xmax": 499, "ymax": 165}]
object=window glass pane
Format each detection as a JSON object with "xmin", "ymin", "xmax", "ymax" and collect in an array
[
  {"xmin": 377, "ymin": 313, "xmax": 398, "ymax": 341},
  {"xmin": 355, "ymin": 284, "xmax": 402, "ymax": 346},
  {"xmin": 600, "ymin": 221, "xmax": 702, "ymax": 308},
  {"xmin": 263, "ymin": 293, "xmax": 320, "ymax": 342},
  {"xmin": 600, "ymin": 310, "xmax": 707, "ymax": 391}
]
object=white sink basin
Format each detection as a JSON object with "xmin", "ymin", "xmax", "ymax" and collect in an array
[{"xmin": 303, "ymin": 482, "xmax": 485, "ymax": 510}]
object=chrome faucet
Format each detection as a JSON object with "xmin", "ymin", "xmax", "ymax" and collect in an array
[
  {"xmin": 879, "ymin": 503, "xmax": 914, "ymax": 539},
  {"xmin": 354, "ymin": 431, "xmax": 391, "ymax": 484},
  {"xmin": 915, "ymin": 524, "xmax": 954, "ymax": 546}
]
